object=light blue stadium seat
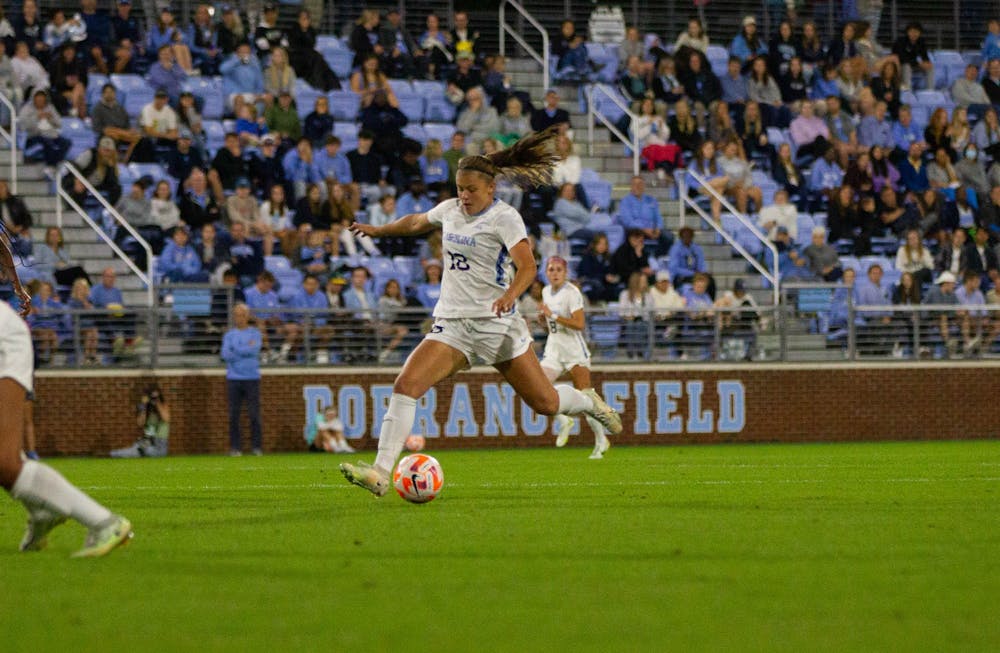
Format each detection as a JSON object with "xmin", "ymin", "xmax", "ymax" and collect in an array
[
  {"xmin": 931, "ymin": 50, "xmax": 966, "ymax": 88},
  {"xmin": 859, "ymin": 255, "xmax": 893, "ymax": 273},
  {"xmin": 112, "ymin": 74, "xmax": 155, "ymax": 117},
  {"xmin": 296, "ymin": 87, "xmax": 326, "ymax": 119},
  {"xmin": 387, "ymin": 79, "xmax": 413, "ymax": 96},
  {"xmin": 915, "ymin": 90, "xmax": 949, "ymax": 107},
  {"xmin": 316, "ymin": 35, "xmax": 344, "ymax": 50},
  {"xmin": 86, "ymin": 73, "xmax": 110, "ymax": 108},
  {"xmin": 396, "ymin": 93, "xmax": 424, "ymax": 122},
  {"xmin": 839, "ymin": 255, "xmax": 861, "ymax": 273},
  {"xmin": 412, "ymin": 79, "xmax": 447, "ymax": 99},
  {"xmin": 265, "ymin": 255, "xmax": 291, "ymax": 273},
  {"xmin": 766, "ymin": 127, "xmax": 786, "ymax": 145},
  {"xmin": 424, "ymin": 97, "xmax": 456, "ymax": 123},
  {"xmin": 795, "ymin": 214, "xmax": 815, "ymax": 247},
  {"xmin": 581, "ymin": 180, "xmax": 612, "ymax": 211},
  {"xmin": 274, "ymin": 268, "xmax": 303, "ymax": 302},
  {"xmin": 588, "ymin": 315, "xmax": 622, "ymax": 359},
  {"xmin": 203, "ymin": 120, "xmax": 226, "ymax": 156},
  {"xmin": 604, "ymin": 223, "xmax": 625, "ymax": 252},
  {"xmin": 401, "ymin": 123, "xmax": 427, "ymax": 144},
  {"xmin": 423, "ymin": 122, "xmax": 455, "ymax": 145},
  {"xmin": 322, "ymin": 49, "xmax": 355, "ymax": 79},
  {"xmin": 415, "ymin": 282, "xmax": 440, "ymax": 308},
  {"xmin": 171, "ymin": 288, "xmax": 213, "ymax": 318},
  {"xmin": 392, "ymin": 255, "xmax": 421, "ymax": 280},
  {"xmin": 60, "ymin": 118, "xmax": 95, "ymax": 160},
  {"xmin": 184, "ymin": 76, "xmax": 224, "ymax": 119},
  {"xmin": 328, "ymin": 90, "xmax": 360, "ymax": 121}
]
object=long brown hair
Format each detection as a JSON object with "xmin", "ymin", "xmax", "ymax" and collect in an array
[{"xmin": 457, "ymin": 127, "xmax": 560, "ymax": 189}]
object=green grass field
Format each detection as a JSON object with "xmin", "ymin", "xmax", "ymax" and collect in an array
[{"xmin": 2, "ymin": 441, "xmax": 998, "ymax": 653}]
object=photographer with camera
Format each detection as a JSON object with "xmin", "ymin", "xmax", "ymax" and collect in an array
[{"xmin": 110, "ymin": 385, "xmax": 170, "ymax": 458}]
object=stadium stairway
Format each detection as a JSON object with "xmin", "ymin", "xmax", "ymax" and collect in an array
[{"xmin": 506, "ymin": 57, "xmax": 773, "ymax": 306}]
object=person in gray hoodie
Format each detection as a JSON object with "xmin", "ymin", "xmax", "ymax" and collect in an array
[{"xmin": 20, "ymin": 89, "xmax": 69, "ymax": 171}]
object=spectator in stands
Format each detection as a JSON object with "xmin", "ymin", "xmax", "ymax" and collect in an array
[
  {"xmin": 952, "ymin": 64, "xmax": 990, "ymax": 116},
  {"xmin": 778, "ymin": 56, "xmax": 808, "ymax": 112},
  {"xmin": 147, "ymin": 7, "xmax": 194, "ymax": 75},
  {"xmin": 867, "ymin": 60, "xmax": 901, "ymax": 119},
  {"xmin": 0, "ymin": 179, "xmax": 32, "ymax": 258},
  {"xmin": 159, "ymin": 226, "xmax": 208, "ymax": 283},
  {"xmin": 668, "ymin": 99, "xmax": 702, "ymax": 154},
  {"xmin": 348, "ymin": 10, "xmax": 383, "ymax": 68},
  {"xmin": 166, "ymin": 128, "xmax": 205, "ymax": 186},
  {"xmin": 68, "ymin": 136, "xmax": 122, "ymax": 205},
  {"xmin": 531, "ymin": 89, "xmax": 571, "ymax": 134},
  {"xmin": 285, "ymin": 9, "xmax": 339, "ymax": 92},
  {"xmin": 315, "ymin": 135, "xmax": 357, "ymax": 210},
  {"xmin": 360, "ymin": 89, "xmax": 409, "ymax": 161},
  {"xmin": 294, "ymin": 183, "xmax": 330, "ymax": 233},
  {"xmin": 221, "ymin": 42, "xmax": 264, "ymax": 114},
  {"xmin": 48, "ymin": 42, "xmax": 87, "ymax": 119},
  {"xmin": 140, "ymin": 89, "xmax": 179, "ymax": 164},
  {"xmin": 195, "ymin": 223, "xmax": 227, "ymax": 276},
  {"xmin": 262, "ymin": 46, "xmax": 296, "ymax": 103},
  {"xmin": 799, "ymin": 226, "xmax": 843, "ymax": 280},
  {"xmin": 352, "ymin": 53, "xmax": 398, "ymax": 110},
  {"xmin": 416, "ymin": 15, "xmax": 452, "ymax": 81},
  {"xmin": 303, "ymin": 95, "xmax": 335, "ymax": 146},
  {"xmin": 717, "ymin": 138, "xmax": 763, "ymax": 214},
  {"xmin": 707, "ymin": 100, "xmax": 739, "ymax": 146},
  {"xmin": 824, "ymin": 95, "xmax": 864, "ymax": 167},
  {"xmin": 923, "ymin": 271, "xmax": 960, "ymax": 350},
  {"xmin": 854, "ymin": 264, "xmax": 894, "ymax": 354},
  {"xmin": 611, "ymin": 228, "xmax": 653, "ymax": 285},
  {"xmin": 11, "ymin": 40, "xmax": 49, "ymax": 100},
  {"xmin": 617, "ymin": 271, "xmax": 650, "ymax": 359},
  {"xmin": 891, "ymin": 104, "xmax": 926, "ymax": 161},
  {"xmin": 680, "ymin": 52, "xmax": 722, "ymax": 127},
  {"xmin": 633, "ymin": 98, "xmax": 680, "ymax": 174},
  {"xmin": 845, "ymin": 150, "xmax": 875, "ymax": 195},
  {"xmin": 114, "ymin": 178, "xmax": 156, "ymax": 245},
  {"xmin": 552, "ymin": 134, "xmax": 583, "ymax": 194},
  {"xmin": 216, "ymin": 6, "xmax": 245, "ymax": 56},
  {"xmin": 234, "ymin": 103, "xmax": 268, "ymax": 149},
  {"xmin": 828, "ymin": 184, "xmax": 875, "ymax": 253},
  {"xmin": 649, "ymin": 57, "xmax": 684, "ymax": 110},
  {"xmin": 876, "ymin": 185, "xmax": 915, "ymax": 235},
  {"xmin": 222, "ymin": 303, "xmax": 263, "ymax": 455},
  {"xmin": 25, "ymin": 281, "xmax": 62, "ymax": 365},
  {"xmin": 748, "ymin": 56, "xmax": 789, "ymax": 127},
  {"xmin": 984, "ymin": 20, "xmax": 1000, "ymax": 63},
  {"xmin": 789, "ymin": 100, "xmax": 829, "ymax": 159},
  {"xmin": 767, "ymin": 20, "xmax": 798, "ymax": 78},
  {"xmin": 378, "ymin": 8, "xmax": 421, "ymax": 79},
  {"xmin": 226, "ymin": 177, "xmax": 272, "ymax": 254},
  {"xmin": 974, "ymin": 108, "xmax": 1000, "ymax": 160},
  {"xmin": 298, "ymin": 228, "xmax": 329, "ymax": 275},
  {"xmin": 674, "ymin": 17, "xmax": 708, "ymax": 54},
  {"xmin": 681, "ymin": 272, "xmax": 715, "ymax": 328},
  {"xmin": 552, "ymin": 183, "xmax": 593, "ymax": 239},
  {"xmin": 859, "ymin": 101, "xmax": 894, "ymax": 149},
  {"xmin": 730, "ymin": 16, "xmax": 767, "ymax": 67},
  {"xmin": 342, "ymin": 266, "xmax": 405, "ymax": 363},
  {"xmin": 667, "ymin": 224, "xmax": 713, "ymax": 295},
  {"xmin": 21, "ymin": 89, "xmax": 68, "ymax": 175},
  {"xmin": 577, "ymin": 233, "xmax": 620, "ymax": 303},
  {"xmin": 41, "ymin": 10, "xmax": 75, "ymax": 55},
  {"xmin": 983, "ymin": 59, "xmax": 1000, "ymax": 106},
  {"xmin": 285, "ymin": 273, "xmax": 334, "ymax": 364},
  {"xmin": 177, "ymin": 92, "xmax": 207, "ymax": 157},
  {"xmin": 147, "ymin": 45, "xmax": 187, "ymax": 106},
  {"xmin": 739, "ymin": 101, "xmax": 775, "ymax": 162},
  {"xmin": 772, "ymin": 143, "xmax": 805, "ymax": 206},
  {"xmin": 935, "ymin": 228, "xmax": 967, "ymax": 277},
  {"xmin": 895, "ymin": 228, "xmax": 934, "ymax": 285},
  {"xmin": 956, "ymin": 144, "xmax": 989, "ymax": 198},
  {"xmin": 810, "ymin": 63, "xmax": 840, "ymax": 100},
  {"xmin": 649, "ymin": 270, "xmax": 686, "ymax": 329},
  {"xmin": 809, "ymin": 145, "xmax": 845, "ymax": 200},
  {"xmin": 892, "ymin": 22, "xmax": 933, "ymax": 90},
  {"xmin": 951, "ymin": 109, "xmax": 972, "ymax": 155},
  {"xmin": 898, "ymin": 142, "xmax": 931, "ymax": 193},
  {"xmin": 187, "ymin": 3, "xmax": 221, "ymax": 76},
  {"xmin": 617, "ymin": 176, "xmax": 673, "ymax": 256},
  {"xmin": 348, "ymin": 130, "xmax": 389, "ymax": 206},
  {"xmin": 620, "ymin": 55, "xmax": 652, "ymax": 112},
  {"xmin": 964, "ymin": 226, "xmax": 1000, "ymax": 289},
  {"xmin": 797, "ymin": 21, "xmax": 825, "ymax": 79},
  {"xmin": 179, "ymin": 168, "xmax": 222, "ymax": 231},
  {"xmin": 244, "ymin": 270, "xmax": 292, "ymax": 362},
  {"xmin": 209, "ymin": 133, "xmax": 253, "ymax": 203},
  {"xmin": 685, "ymin": 140, "xmax": 728, "ymax": 220},
  {"xmin": 924, "ymin": 107, "xmax": 955, "ymax": 161},
  {"xmin": 759, "ymin": 189, "xmax": 798, "ymax": 243},
  {"xmin": 282, "ymin": 137, "xmax": 323, "ymax": 202},
  {"xmin": 720, "ymin": 56, "xmax": 749, "ymax": 109},
  {"xmin": 497, "ymin": 97, "xmax": 531, "ymax": 147},
  {"xmin": 927, "ymin": 146, "xmax": 962, "ymax": 194},
  {"xmin": 455, "ymin": 88, "xmax": 500, "ymax": 153},
  {"xmin": 89, "ymin": 267, "xmax": 135, "ymax": 354},
  {"xmin": 414, "ymin": 258, "xmax": 442, "ymax": 310},
  {"xmin": 893, "ymin": 270, "xmax": 922, "ymax": 307},
  {"xmin": 14, "ymin": 0, "xmax": 46, "ymax": 65},
  {"xmin": 869, "ymin": 145, "xmax": 900, "ymax": 193},
  {"xmin": 450, "ymin": 10, "xmax": 480, "ymax": 61},
  {"xmin": 555, "ymin": 32, "xmax": 592, "ymax": 84},
  {"xmin": 32, "ymin": 226, "xmax": 82, "ymax": 287},
  {"xmin": 253, "ymin": 3, "xmax": 287, "ymax": 58},
  {"xmin": 66, "ymin": 277, "xmax": 99, "ymax": 364},
  {"xmin": 955, "ymin": 269, "xmax": 997, "ymax": 355}
]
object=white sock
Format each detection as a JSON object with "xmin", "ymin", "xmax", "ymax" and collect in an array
[
  {"xmin": 373, "ymin": 393, "xmax": 417, "ymax": 474},
  {"xmin": 555, "ymin": 384, "xmax": 594, "ymax": 416},
  {"xmin": 585, "ymin": 415, "xmax": 606, "ymax": 442},
  {"xmin": 10, "ymin": 460, "xmax": 112, "ymax": 529}
]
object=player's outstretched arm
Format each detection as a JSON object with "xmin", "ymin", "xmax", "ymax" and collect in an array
[{"xmin": 350, "ymin": 213, "xmax": 436, "ymax": 240}]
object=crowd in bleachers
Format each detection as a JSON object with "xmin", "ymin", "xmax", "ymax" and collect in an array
[{"xmin": 6, "ymin": 3, "xmax": 1000, "ymax": 362}]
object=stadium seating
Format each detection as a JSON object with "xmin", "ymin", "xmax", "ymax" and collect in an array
[
  {"xmin": 423, "ymin": 96, "xmax": 456, "ymax": 123},
  {"xmin": 111, "ymin": 74, "xmax": 156, "ymax": 117},
  {"xmin": 60, "ymin": 118, "xmax": 95, "ymax": 160},
  {"xmin": 423, "ymin": 122, "xmax": 456, "ymax": 145},
  {"xmin": 402, "ymin": 123, "xmax": 428, "ymax": 144},
  {"xmin": 396, "ymin": 93, "xmax": 425, "ymax": 122},
  {"xmin": 328, "ymin": 90, "xmax": 361, "ymax": 121},
  {"xmin": 184, "ymin": 77, "xmax": 224, "ymax": 120},
  {"xmin": 296, "ymin": 86, "xmax": 327, "ymax": 119}
]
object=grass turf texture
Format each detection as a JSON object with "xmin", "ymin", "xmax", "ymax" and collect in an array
[{"xmin": 1, "ymin": 441, "xmax": 998, "ymax": 653}]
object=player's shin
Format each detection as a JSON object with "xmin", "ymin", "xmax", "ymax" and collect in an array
[
  {"xmin": 373, "ymin": 393, "xmax": 418, "ymax": 474},
  {"xmin": 10, "ymin": 460, "xmax": 113, "ymax": 529},
  {"xmin": 555, "ymin": 384, "xmax": 593, "ymax": 415}
]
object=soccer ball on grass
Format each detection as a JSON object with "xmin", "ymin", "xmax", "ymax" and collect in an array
[{"xmin": 393, "ymin": 453, "xmax": 444, "ymax": 503}]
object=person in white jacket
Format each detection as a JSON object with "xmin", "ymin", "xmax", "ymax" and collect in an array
[
  {"xmin": 758, "ymin": 189, "xmax": 798, "ymax": 242},
  {"xmin": 10, "ymin": 42, "xmax": 48, "ymax": 100}
]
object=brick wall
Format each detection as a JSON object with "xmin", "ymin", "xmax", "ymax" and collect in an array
[{"xmin": 32, "ymin": 364, "xmax": 999, "ymax": 455}]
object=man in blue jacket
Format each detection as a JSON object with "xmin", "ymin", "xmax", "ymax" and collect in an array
[
  {"xmin": 616, "ymin": 176, "xmax": 673, "ymax": 256},
  {"xmin": 221, "ymin": 303, "xmax": 263, "ymax": 456},
  {"xmin": 159, "ymin": 227, "xmax": 209, "ymax": 282}
]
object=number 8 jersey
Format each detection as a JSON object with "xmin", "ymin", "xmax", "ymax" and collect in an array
[{"xmin": 426, "ymin": 198, "xmax": 529, "ymax": 319}]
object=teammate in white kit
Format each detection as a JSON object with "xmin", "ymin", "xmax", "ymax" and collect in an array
[
  {"xmin": 0, "ymin": 225, "xmax": 132, "ymax": 557},
  {"xmin": 538, "ymin": 257, "xmax": 611, "ymax": 459},
  {"xmin": 340, "ymin": 128, "xmax": 622, "ymax": 496}
]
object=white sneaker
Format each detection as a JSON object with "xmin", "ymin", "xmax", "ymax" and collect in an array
[
  {"xmin": 582, "ymin": 388, "xmax": 622, "ymax": 435},
  {"xmin": 340, "ymin": 442, "xmax": 356, "ymax": 454},
  {"xmin": 278, "ymin": 343, "xmax": 292, "ymax": 362},
  {"xmin": 72, "ymin": 515, "xmax": 133, "ymax": 558},
  {"xmin": 315, "ymin": 350, "xmax": 329, "ymax": 364},
  {"xmin": 554, "ymin": 414, "xmax": 572, "ymax": 447},
  {"xmin": 19, "ymin": 508, "xmax": 67, "ymax": 552}
]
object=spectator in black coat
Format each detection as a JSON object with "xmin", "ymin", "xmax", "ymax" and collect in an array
[
  {"xmin": 285, "ymin": 10, "xmax": 340, "ymax": 92},
  {"xmin": 178, "ymin": 169, "xmax": 222, "ymax": 231},
  {"xmin": 680, "ymin": 52, "xmax": 722, "ymax": 127},
  {"xmin": 359, "ymin": 90, "xmax": 408, "ymax": 162},
  {"xmin": 577, "ymin": 233, "xmax": 622, "ymax": 303},
  {"xmin": 379, "ymin": 9, "xmax": 421, "ymax": 79},
  {"xmin": 530, "ymin": 89, "xmax": 571, "ymax": 134},
  {"xmin": 611, "ymin": 229, "xmax": 654, "ymax": 283},
  {"xmin": 892, "ymin": 22, "xmax": 934, "ymax": 91},
  {"xmin": 349, "ymin": 10, "xmax": 382, "ymax": 68}
]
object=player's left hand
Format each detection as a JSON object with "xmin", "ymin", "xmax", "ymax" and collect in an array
[{"xmin": 491, "ymin": 292, "xmax": 516, "ymax": 317}]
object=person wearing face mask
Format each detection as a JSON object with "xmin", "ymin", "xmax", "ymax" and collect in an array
[{"xmin": 955, "ymin": 145, "xmax": 990, "ymax": 198}]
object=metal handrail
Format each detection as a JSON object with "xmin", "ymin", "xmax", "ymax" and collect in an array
[
  {"xmin": 0, "ymin": 91, "xmax": 17, "ymax": 193},
  {"xmin": 586, "ymin": 84, "xmax": 640, "ymax": 176},
  {"xmin": 680, "ymin": 169, "xmax": 780, "ymax": 305},
  {"xmin": 55, "ymin": 162, "xmax": 154, "ymax": 307},
  {"xmin": 498, "ymin": 0, "xmax": 550, "ymax": 91}
]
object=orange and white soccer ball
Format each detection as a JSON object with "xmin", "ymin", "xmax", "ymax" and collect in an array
[
  {"xmin": 405, "ymin": 434, "xmax": 426, "ymax": 452},
  {"xmin": 393, "ymin": 453, "xmax": 444, "ymax": 503}
]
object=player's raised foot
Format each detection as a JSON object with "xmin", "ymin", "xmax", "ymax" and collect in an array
[
  {"xmin": 71, "ymin": 515, "xmax": 133, "ymax": 558},
  {"xmin": 554, "ymin": 414, "xmax": 573, "ymax": 447},
  {"xmin": 589, "ymin": 433, "xmax": 611, "ymax": 460},
  {"xmin": 19, "ymin": 509, "xmax": 67, "ymax": 552},
  {"xmin": 339, "ymin": 461, "xmax": 390, "ymax": 497},
  {"xmin": 582, "ymin": 388, "xmax": 622, "ymax": 435}
]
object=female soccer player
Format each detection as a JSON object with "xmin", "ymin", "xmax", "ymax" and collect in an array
[
  {"xmin": 539, "ymin": 257, "xmax": 611, "ymax": 460},
  {"xmin": 0, "ymin": 226, "xmax": 132, "ymax": 556},
  {"xmin": 340, "ymin": 129, "xmax": 622, "ymax": 496}
]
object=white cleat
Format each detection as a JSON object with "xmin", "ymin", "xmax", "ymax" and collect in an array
[
  {"xmin": 71, "ymin": 515, "xmax": 133, "ymax": 558},
  {"xmin": 582, "ymin": 388, "xmax": 622, "ymax": 435},
  {"xmin": 19, "ymin": 509, "xmax": 67, "ymax": 552},
  {"xmin": 588, "ymin": 433, "xmax": 611, "ymax": 459},
  {"xmin": 339, "ymin": 461, "xmax": 390, "ymax": 497},
  {"xmin": 554, "ymin": 414, "xmax": 573, "ymax": 447}
]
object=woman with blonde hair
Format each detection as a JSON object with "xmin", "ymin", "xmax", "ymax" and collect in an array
[
  {"xmin": 67, "ymin": 277, "xmax": 100, "ymax": 365},
  {"xmin": 618, "ymin": 270, "xmax": 651, "ymax": 360},
  {"xmin": 263, "ymin": 46, "xmax": 296, "ymax": 103}
]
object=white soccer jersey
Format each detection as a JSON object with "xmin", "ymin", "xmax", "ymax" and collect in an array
[
  {"xmin": 426, "ymin": 198, "xmax": 529, "ymax": 318},
  {"xmin": 0, "ymin": 301, "xmax": 34, "ymax": 392},
  {"xmin": 541, "ymin": 282, "xmax": 591, "ymax": 364}
]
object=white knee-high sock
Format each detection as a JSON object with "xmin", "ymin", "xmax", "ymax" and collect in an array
[
  {"xmin": 555, "ymin": 384, "xmax": 594, "ymax": 415},
  {"xmin": 585, "ymin": 415, "xmax": 606, "ymax": 442},
  {"xmin": 374, "ymin": 393, "xmax": 418, "ymax": 474},
  {"xmin": 10, "ymin": 460, "xmax": 112, "ymax": 528}
]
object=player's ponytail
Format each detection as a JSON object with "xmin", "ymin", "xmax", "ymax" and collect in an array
[{"xmin": 457, "ymin": 127, "xmax": 560, "ymax": 190}]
